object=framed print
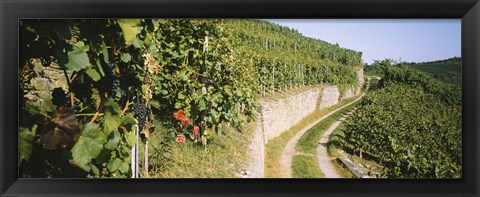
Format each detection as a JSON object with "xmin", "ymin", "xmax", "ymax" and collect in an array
[{"xmin": 1, "ymin": 0, "xmax": 479, "ymax": 196}]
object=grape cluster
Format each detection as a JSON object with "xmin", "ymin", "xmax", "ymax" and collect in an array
[
  {"xmin": 69, "ymin": 74, "xmax": 94, "ymax": 111},
  {"xmin": 131, "ymin": 103, "xmax": 150, "ymax": 128},
  {"xmin": 123, "ymin": 73, "xmax": 141, "ymax": 88},
  {"xmin": 72, "ymin": 73, "xmax": 93, "ymax": 101},
  {"xmin": 108, "ymin": 78, "xmax": 121, "ymax": 98},
  {"xmin": 112, "ymin": 78, "xmax": 120, "ymax": 92},
  {"xmin": 71, "ymin": 98, "xmax": 84, "ymax": 112},
  {"xmin": 97, "ymin": 63, "xmax": 125, "ymax": 99},
  {"xmin": 97, "ymin": 63, "xmax": 115, "ymax": 97},
  {"xmin": 52, "ymin": 88, "xmax": 67, "ymax": 106}
]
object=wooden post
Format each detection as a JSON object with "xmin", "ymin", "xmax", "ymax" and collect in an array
[
  {"xmin": 262, "ymin": 66, "xmax": 266, "ymax": 96},
  {"xmin": 261, "ymin": 84, "xmax": 263, "ymax": 96},
  {"xmin": 272, "ymin": 65, "xmax": 275, "ymax": 95},
  {"xmin": 284, "ymin": 63, "xmax": 287, "ymax": 90},
  {"xmin": 295, "ymin": 64, "xmax": 298, "ymax": 88},
  {"xmin": 302, "ymin": 65, "xmax": 305, "ymax": 86}
]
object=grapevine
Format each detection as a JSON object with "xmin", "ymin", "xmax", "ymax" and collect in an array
[
  {"xmin": 19, "ymin": 19, "xmax": 363, "ymax": 178},
  {"xmin": 339, "ymin": 61, "xmax": 461, "ymax": 178}
]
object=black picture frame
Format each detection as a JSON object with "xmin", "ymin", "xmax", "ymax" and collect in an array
[{"xmin": 1, "ymin": 0, "xmax": 479, "ymax": 196}]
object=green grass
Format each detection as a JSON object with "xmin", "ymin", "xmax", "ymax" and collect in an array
[
  {"xmin": 331, "ymin": 157, "xmax": 355, "ymax": 178},
  {"xmin": 145, "ymin": 116, "xmax": 255, "ymax": 178},
  {"xmin": 265, "ymin": 93, "xmax": 362, "ymax": 178},
  {"xmin": 296, "ymin": 99, "xmax": 360, "ymax": 154},
  {"xmin": 292, "ymin": 155, "xmax": 324, "ymax": 178},
  {"xmin": 264, "ymin": 111, "xmax": 323, "ymax": 178},
  {"xmin": 290, "ymin": 99, "xmax": 361, "ymax": 178}
]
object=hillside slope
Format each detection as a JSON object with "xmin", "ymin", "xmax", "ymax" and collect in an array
[{"xmin": 409, "ymin": 57, "xmax": 461, "ymax": 84}]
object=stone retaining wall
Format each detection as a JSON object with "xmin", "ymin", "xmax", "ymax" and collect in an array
[
  {"xmin": 318, "ymin": 86, "xmax": 340, "ymax": 109},
  {"xmin": 242, "ymin": 85, "xmax": 362, "ymax": 177},
  {"xmin": 261, "ymin": 88, "xmax": 322, "ymax": 143},
  {"xmin": 22, "ymin": 59, "xmax": 70, "ymax": 107},
  {"xmin": 240, "ymin": 67, "xmax": 364, "ymax": 178}
]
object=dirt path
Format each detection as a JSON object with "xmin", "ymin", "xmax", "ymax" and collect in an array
[
  {"xmin": 316, "ymin": 78, "xmax": 371, "ymax": 178},
  {"xmin": 316, "ymin": 108, "xmax": 357, "ymax": 178},
  {"xmin": 279, "ymin": 78, "xmax": 371, "ymax": 178}
]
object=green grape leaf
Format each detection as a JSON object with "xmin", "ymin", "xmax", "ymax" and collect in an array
[
  {"xmin": 74, "ymin": 41, "xmax": 89, "ymax": 52},
  {"xmin": 119, "ymin": 160, "xmax": 130, "ymax": 174},
  {"xmin": 86, "ymin": 68, "xmax": 101, "ymax": 81},
  {"xmin": 107, "ymin": 158, "xmax": 122, "ymax": 172},
  {"xmin": 104, "ymin": 98, "xmax": 121, "ymax": 115},
  {"xmin": 141, "ymin": 84, "xmax": 149, "ymax": 94},
  {"xmin": 174, "ymin": 102, "xmax": 182, "ymax": 109},
  {"xmin": 121, "ymin": 114, "xmax": 137, "ymax": 126},
  {"xmin": 104, "ymin": 112, "xmax": 121, "ymax": 135},
  {"xmin": 65, "ymin": 41, "xmax": 90, "ymax": 71},
  {"xmin": 177, "ymin": 92, "xmax": 185, "ymax": 100},
  {"xmin": 121, "ymin": 53, "xmax": 132, "ymax": 63},
  {"xmin": 147, "ymin": 42, "xmax": 158, "ymax": 53},
  {"xmin": 89, "ymin": 163, "xmax": 100, "ymax": 176},
  {"xmin": 101, "ymin": 41, "xmax": 109, "ymax": 64},
  {"xmin": 133, "ymin": 38, "xmax": 144, "ymax": 49},
  {"xmin": 198, "ymin": 100, "xmax": 206, "ymax": 111},
  {"xmin": 150, "ymin": 100, "xmax": 160, "ymax": 109},
  {"xmin": 71, "ymin": 123, "xmax": 106, "ymax": 171},
  {"xmin": 96, "ymin": 59, "xmax": 105, "ymax": 77},
  {"xmin": 117, "ymin": 19, "xmax": 141, "ymax": 45},
  {"xmin": 104, "ymin": 129, "xmax": 121, "ymax": 150},
  {"xmin": 125, "ymin": 131, "xmax": 137, "ymax": 147},
  {"xmin": 18, "ymin": 125, "xmax": 37, "ymax": 164}
]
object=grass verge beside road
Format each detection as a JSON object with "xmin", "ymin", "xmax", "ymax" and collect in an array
[{"xmin": 265, "ymin": 94, "xmax": 362, "ymax": 178}]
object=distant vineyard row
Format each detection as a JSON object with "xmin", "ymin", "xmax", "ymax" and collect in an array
[
  {"xmin": 224, "ymin": 20, "xmax": 362, "ymax": 95},
  {"xmin": 340, "ymin": 60, "xmax": 461, "ymax": 178}
]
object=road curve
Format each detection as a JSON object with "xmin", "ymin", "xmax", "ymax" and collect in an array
[{"xmin": 279, "ymin": 78, "xmax": 371, "ymax": 178}]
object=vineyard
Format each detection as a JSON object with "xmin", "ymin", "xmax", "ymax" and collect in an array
[
  {"xmin": 18, "ymin": 19, "xmax": 362, "ymax": 178},
  {"xmin": 222, "ymin": 20, "xmax": 363, "ymax": 95},
  {"xmin": 17, "ymin": 19, "xmax": 461, "ymax": 179},
  {"xmin": 338, "ymin": 60, "xmax": 461, "ymax": 178}
]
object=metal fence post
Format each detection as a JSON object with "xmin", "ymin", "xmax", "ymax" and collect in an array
[{"xmin": 131, "ymin": 125, "xmax": 139, "ymax": 178}]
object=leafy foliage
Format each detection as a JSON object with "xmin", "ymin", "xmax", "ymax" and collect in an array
[
  {"xmin": 340, "ymin": 62, "xmax": 461, "ymax": 178},
  {"xmin": 71, "ymin": 123, "xmax": 106, "ymax": 171},
  {"xmin": 223, "ymin": 20, "xmax": 362, "ymax": 95},
  {"xmin": 19, "ymin": 19, "xmax": 363, "ymax": 178},
  {"xmin": 19, "ymin": 125, "xmax": 38, "ymax": 164},
  {"xmin": 407, "ymin": 57, "xmax": 461, "ymax": 84}
]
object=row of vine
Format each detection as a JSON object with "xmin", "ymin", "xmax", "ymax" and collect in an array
[
  {"xmin": 19, "ymin": 19, "xmax": 363, "ymax": 178},
  {"xmin": 339, "ymin": 60, "xmax": 461, "ymax": 178}
]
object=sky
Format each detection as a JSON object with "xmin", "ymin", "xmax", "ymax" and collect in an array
[{"xmin": 264, "ymin": 19, "xmax": 461, "ymax": 64}]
